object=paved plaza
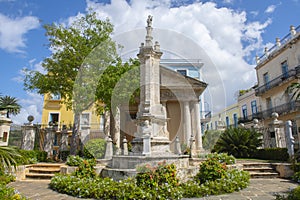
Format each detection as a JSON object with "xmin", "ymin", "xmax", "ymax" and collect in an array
[{"xmin": 9, "ymin": 178, "xmax": 299, "ymax": 200}]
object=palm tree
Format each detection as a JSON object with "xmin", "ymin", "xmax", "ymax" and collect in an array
[
  {"xmin": 287, "ymin": 82, "xmax": 300, "ymax": 100},
  {"xmin": 0, "ymin": 95, "xmax": 21, "ymax": 118},
  {"xmin": 213, "ymin": 127, "xmax": 262, "ymax": 158},
  {"xmin": 0, "ymin": 146, "xmax": 22, "ymax": 173}
]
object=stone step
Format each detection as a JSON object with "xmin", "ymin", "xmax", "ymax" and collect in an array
[
  {"xmin": 29, "ymin": 163, "xmax": 63, "ymax": 168},
  {"xmin": 25, "ymin": 172, "xmax": 55, "ymax": 180},
  {"xmin": 243, "ymin": 167, "xmax": 275, "ymax": 172},
  {"xmin": 249, "ymin": 172, "xmax": 279, "ymax": 179},
  {"xmin": 28, "ymin": 168, "xmax": 60, "ymax": 174}
]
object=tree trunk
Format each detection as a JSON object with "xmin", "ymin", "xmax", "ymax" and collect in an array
[{"xmin": 70, "ymin": 113, "xmax": 80, "ymax": 155}]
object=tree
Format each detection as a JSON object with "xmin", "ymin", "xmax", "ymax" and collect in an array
[
  {"xmin": 212, "ymin": 127, "xmax": 262, "ymax": 158},
  {"xmin": 202, "ymin": 129, "xmax": 223, "ymax": 151},
  {"xmin": 0, "ymin": 95, "xmax": 21, "ymax": 118},
  {"xmin": 0, "ymin": 146, "xmax": 22, "ymax": 173},
  {"xmin": 287, "ymin": 82, "xmax": 300, "ymax": 100},
  {"xmin": 24, "ymin": 12, "xmax": 119, "ymax": 155}
]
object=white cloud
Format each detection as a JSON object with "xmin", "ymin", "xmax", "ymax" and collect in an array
[
  {"xmin": 66, "ymin": 0, "xmax": 270, "ymax": 112},
  {"xmin": 223, "ymin": 0, "xmax": 234, "ymax": 4},
  {"xmin": 11, "ymin": 92, "xmax": 43, "ymax": 125},
  {"xmin": 0, "ymin": 13, "xmax": 40, "ymax": 53},
  {"xmin": 265, "ymin": 5, "xmax": 276, "ymax": 13}
]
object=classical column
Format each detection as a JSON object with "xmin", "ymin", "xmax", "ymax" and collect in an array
[
  {"xmin": 193, "ymin": 100, "xmax": 203, "ymax": 150},
  {"xmin": 183, "ymin": 101, "xmax": 192, "ymax": 146}
]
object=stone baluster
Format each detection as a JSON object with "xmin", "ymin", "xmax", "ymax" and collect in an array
[
  {"xmin": 174, "ymin": 136, "xmax": 182, "ymax": 155},
  {"xmin": 104, "ymin": 135, "xmax": 113, "ymax": 159},
  {"xmin": 123, "ymin": 136, "xmax": 129, "ymax": 156}
]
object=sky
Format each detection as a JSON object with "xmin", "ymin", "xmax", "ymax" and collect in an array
[{"xmin": 0, "ymin": 0, "xmax": 299, "ymax": 125}]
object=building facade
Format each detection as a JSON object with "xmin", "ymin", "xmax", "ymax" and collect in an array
[{"xmin": 254, "ymin": 25, "xmax": 300, "ymax": 148}]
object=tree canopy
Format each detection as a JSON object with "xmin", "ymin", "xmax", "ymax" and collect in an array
[
  {"xmin": 24, "ymin": 12, "xmax": 118, "ymax": 113},
  {"xmin": 0, "ymin": 95, "xmax": 21, "ymax": 118}
]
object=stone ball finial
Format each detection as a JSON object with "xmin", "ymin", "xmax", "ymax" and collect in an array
[
  {"xmin": 253, "ymin": 118, "xmax": 259, "ymax": 124},
  {"xmin": 272, "ymin": 112, "xmax": 279, "ymax": 119},
  {"xmin": 27, "ymin": 115, "xmax": 34, "ymax": 122}
]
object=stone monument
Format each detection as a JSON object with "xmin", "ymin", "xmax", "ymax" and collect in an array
[
  {"xmin": 101, "ymin": 16, "xmax": 190, "ymax": 180},
  {"xmin": 131, "ymin": 15, "xmax": 170, "ymax": 155}
]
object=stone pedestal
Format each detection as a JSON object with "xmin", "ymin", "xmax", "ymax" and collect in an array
[
  {"xmin": 268, "ymin": 112, "xmax": 285, "ymax": 148},
  {"xmin": 21, "ymin": 124, "xmax": 36, "ymax": 150},
  {"xmin": 44, "ymin": 128, "xmax": 54, "ymax": 157}
]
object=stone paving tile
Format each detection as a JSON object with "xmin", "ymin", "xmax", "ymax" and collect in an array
[{"xmin": 9, "ymin": 178, "xmax": 300, "ymax": 200}]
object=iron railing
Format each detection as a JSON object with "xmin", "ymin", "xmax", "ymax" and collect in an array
[{"xmin": 255, "ymin": 66, "xmax": 300, "ymax": 95}]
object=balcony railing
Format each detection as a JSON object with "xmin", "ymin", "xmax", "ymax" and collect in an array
[
  {"xmin": 257, "ymin": 25, "xmax": 300, "ymax": 63},
  {"xmin": 239, "ymin": 100, "xmax": 300, "ymax": 122},
  {"xmin": 255, "ymin": 66, "xmax": 300, "ymax": 95}
]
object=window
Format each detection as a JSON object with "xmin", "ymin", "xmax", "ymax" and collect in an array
[
  {"xmin": 242, "ymin": 105, "xmax": 247, "ymax": 119},
  {"xmin": 99, "ymin": 114, "xmax": 105, "ymax": 131},
  {"xmin": 226, "ymin": 116, "xmax": 229, "ymax": 127},
  {"xmin": 177, "ymin": 69, "xmax": 187, "ymax": 76},
  {"xmin": 263, "ymin": 72, "xmax": 270, "ymax": 89},
  {"xmin": 81, "ymin": 113, "xmax": 90, "ymax": 126},
  {"xmin": 266, "ymin": 97, "xmax": 272, "ymax": 110},
  {"xmin": 50, "ymin": 93, "xmax": 61, "ymax": 100},
  {"xmin": 233, "ymin": 113, "xmax": 238, "ymax": 128},
  {"xmin": 49, "ymin": 113, "xmax": 59, "ymax": 125},
  {"xmin": 251, "ymin": 100, "xmax": 257, "ymax": 115},
  {"xmin": 281, "ymin": 60, "xmax": 288, "ymax": 78}
]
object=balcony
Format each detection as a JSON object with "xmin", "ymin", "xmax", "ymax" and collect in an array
[
  {"xmin": 238, "ymin": 112, "xmax": 263, "ymax": 124},
  {"xmin": 255, "ymin": 66, "xmax": 300, "ymax": 96},
  {"xmin": 258, "ymin": 100, "xmax": 300, "ymax": 120}
]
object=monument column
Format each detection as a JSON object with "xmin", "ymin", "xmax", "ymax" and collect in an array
[{"xmin": 132, "ymin": 15, "xmax": 170, "ymax": 155}]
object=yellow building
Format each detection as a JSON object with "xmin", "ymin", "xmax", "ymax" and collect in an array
[
  {"xmin": 41, "ymin": 93, "xmax": 105, "ymax": 137},
  {"xmin": 208, "ymin": 103, "xmax": 239, "ymax": 130}
]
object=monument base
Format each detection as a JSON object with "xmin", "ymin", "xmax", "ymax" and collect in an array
[{"xmin": 131, "ymin": 136, "xmax": 171, "ymax": 156}]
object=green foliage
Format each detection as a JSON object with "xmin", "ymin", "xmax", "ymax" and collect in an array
[
  {"xmin": 59, "ymin": 150, "xmax": 70, "ymax": 161},
  {"xmin": 50, "ymin": 154, "xmax": 250, "ymax": 199},
  {"xmin": 213, "ymin": 127, "xmax": 262, "ymax": 158},
  {"xmin": 202, "ymin": 129, "xmax": 223, "ymax": 151},
  {"xmin": 252, "ymin": 148, "xmax": 289, "ymax": 161},
  {"xmin": 95, "ymin": 58, "xmax": 140, "ymax": 114},
  {"xmin": 275, "ymin": 186, "xmax": 300, "ymax": 200},
  {"xmin": 66, "ymin": 155, "xmax": 84, "ymax": 166},
  {"xmin": 0, "ymin": 146, "xmax": 22, "ymax": 173},
  {"xmin": 205, "ymin": 152, "xmax": 236, "ymax": 164},
  {"xmin": 0, "ymin": 95, "xmax": 21, "ymax": 118},
  {"xmin": 286, "ymin": 82, "xmax": 300, "ymax": 100},
  {"xmin": 195, "ymin": 157, "xmax": 228, "ymax": 183},
  {"xmin": 83, "ymin": 138, "xmax": 106, "ymax": 159},
  {"xmin": 73, "ymin": 158, "xmax": 96, "ymax": 179},
  {"xmin": 0, "ymin": 173, "xmax": 26, "ymax": 200},
  {"xmin": 14, "ymin": 150, "xmax": 47, "ymax": 165},
  {"xmin": 182, "ymin": 169, "xmax": 250, "ymax": 198},
  {"xmin": 135, "ymin": 161, "xmax": 182, "ymax": 199}
]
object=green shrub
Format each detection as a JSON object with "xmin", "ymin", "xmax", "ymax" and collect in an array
[
  {"xmin": 50, "ymin": 155, "xmax": 250, "ymax": 199},
  {"xmin": 73, "ymin": 158, "xmax": 96, "ymax": 179},
  {"xmin": 195, "ymin": 157, "xmax": 227, "ymax": 183},
  {"xmin": 59, "ymin": 150, "xmax": 70, "ymax": 161},
  {"xmin": 182, "ymin": 168, "xmax": 250, "ymax": 198},
  {"xmin": 0, "ymin": 173, "xmax": 26, "ymax": 200},
  {"xmin": 275, "ymin": 186, "xmax": 300, "ymax": 200},
  {"xmin": 83, "ymin": 138, "xmax": 106, "ymax": 159},
  {"xmin": 66, "ymin": 155, "xmax": 83, "ymax": 166},
  {"xmin": 14, "ymin": 149, "xmax": 48, "ymax": 165},
  {"xmin": 252, "ymin": 148, "xmax": 289, "ymax": 161},
  {"xmin": 205, "ymin": 153, "xmax": 235, "ymax": 164}
]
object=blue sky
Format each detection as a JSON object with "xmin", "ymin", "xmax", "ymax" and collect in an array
[{"xmin": 0, "ymin": 0, "xmax": 299, "ymax": 124}]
